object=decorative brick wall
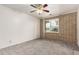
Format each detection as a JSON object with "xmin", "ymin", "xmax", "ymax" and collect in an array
[{"xmin": 40, "ymin": 12, "xmax": 77, "ymax": 45}]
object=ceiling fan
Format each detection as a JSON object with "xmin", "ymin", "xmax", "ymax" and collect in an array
[{"xmin": 30, "ymin": 4, "xmax": 49, "ymax": 14}]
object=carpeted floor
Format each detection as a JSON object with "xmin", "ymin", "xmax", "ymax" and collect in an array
[{"xmin": 0, "ymin": 39, "xmax": 79, "ymax": 55}]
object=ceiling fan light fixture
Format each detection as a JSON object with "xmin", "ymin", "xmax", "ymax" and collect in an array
[
  {"xmin": 36, "ymin": 9, "xmax": 43, "ymax": 13},
  {"xmin": 30, "ymin": 4, "xmax": 49, "ymax": 14}
]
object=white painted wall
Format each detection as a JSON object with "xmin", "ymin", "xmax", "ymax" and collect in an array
[
  {"xmin": 77, "ymin": 8, "xmax": 79, "ymax": 46},
  {"xmin": 0, "ymin": 5, "xmax": 40, "ymax": 49}
]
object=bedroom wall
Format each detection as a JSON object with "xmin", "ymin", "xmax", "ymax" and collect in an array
[
  {"xmin": 40, "ymin": 12, "xmax": 77, "ymax": 45},
  {"xmin": 0, "ymin": 5, "xmax": 40, "ymax": 49}
]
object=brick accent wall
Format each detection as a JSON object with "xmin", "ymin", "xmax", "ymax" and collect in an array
[{"xmin": 40, "ymin": 12, "xmax": 77, "ymax": 45}]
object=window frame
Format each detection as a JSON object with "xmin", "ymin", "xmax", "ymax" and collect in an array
[{"xmin": 45, "ymin": 18, "xmax": 59, "ymax": 33}]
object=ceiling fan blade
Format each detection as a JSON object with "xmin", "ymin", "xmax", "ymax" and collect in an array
[
  {"xmin": 30, "ymin": 4, "xmax": 37, "ymax": 8},
  {"xmin": 30, "ymin": 10, "xmax": 36, "ymax": 13},
  {"xmin": 43, "ymin": 10, "xmax": 49, "ymax": 12},
  {"xmin": 43, "ymin": 4, "xmax": 48, "ymax": 8}
]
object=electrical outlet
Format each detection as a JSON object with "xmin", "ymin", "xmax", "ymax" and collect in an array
[{"xmin": 8, "ymin": 40, "xmax": 12, "ymax": 44}]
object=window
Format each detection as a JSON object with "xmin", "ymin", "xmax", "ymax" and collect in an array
[{"xmin": 45, "ymin": 18, "xmax": 59, "ymax": 33}]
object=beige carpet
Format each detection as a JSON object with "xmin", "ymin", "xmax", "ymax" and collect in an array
[{"xmin": 0, "ymin": 39, "xmax": 79, "ymax": 55}]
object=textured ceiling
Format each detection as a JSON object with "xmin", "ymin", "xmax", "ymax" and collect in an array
[{"xmin": 2, "ymin": 4, "xmax": 79, "ymax": 18}]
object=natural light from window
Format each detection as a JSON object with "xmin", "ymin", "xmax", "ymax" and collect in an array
[{"xmin": 45, "ymin": 18, "xmax": 59, "ymax": 33}]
